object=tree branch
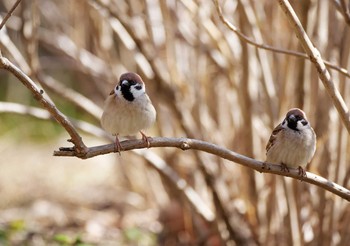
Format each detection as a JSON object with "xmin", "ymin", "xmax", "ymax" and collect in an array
[
  {"xmin": 276, "ymin": 0, "xmax": 350, "ymax": 134},
  {"xmin": 0, "ymin": 56, "xmax": 88, "ymax": 155},
  {"xmin": 213, "ymin": 0, "xmax": 350, "ymax": 79},
  {"xmin": 332, "ymin": 0, "xmax": 350, "ymax": 25},
  {"xmin": 54, "ymin": 137, "xmax": 350, "ymax": 202},
  {"xmin": 0, "ymin": 0, "xmax": 22, "ymax": 30}
]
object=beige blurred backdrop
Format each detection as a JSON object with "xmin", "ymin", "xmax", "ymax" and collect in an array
[{"xmin": 0, "ymin": 0, "xmax": 350, "ymax": 245}]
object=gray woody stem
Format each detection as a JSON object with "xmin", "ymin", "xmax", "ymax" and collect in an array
[
  {"xmin": 54, "ymin": 137, "xmax": 350, "ymax": 202},
  {"xmin": 277, "ymin": 0, "xmax": 350, "ymax": 134},
  {"xmin": 0, "ymin": 56, "xmax": 87, "ymax": 155}
]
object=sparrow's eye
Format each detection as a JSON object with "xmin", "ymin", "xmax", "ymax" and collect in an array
[
  {"xmin": 129, "ymin": 80, "xmax": 137, "ymax": 86},
  {"xmin": 135, "ymin": 85, "xmax": 142, "ymax": 90},
  {"xmin": 281, "ymin": 119, "xmax": 287, "ymax": 126},
  {"xmin": 300, "ymin": 119, "xmax": 308, "ymax": 126}
]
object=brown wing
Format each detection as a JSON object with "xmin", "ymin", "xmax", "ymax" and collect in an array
[{"xmin": 266, "ymin": 124, "xmax": 284, "ymax": 153}]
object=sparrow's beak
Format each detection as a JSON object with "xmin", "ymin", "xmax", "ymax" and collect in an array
[
  {"xmin": 109, "ymin": 90, "xmax": 114, "ymax": 95},
  {"xmin": 287, "ymin": 115, "xmax": 297, "ymax": 124},
  {"xmin": 286, "ymin": 114, "xmax": 299, "ymax": 130}
]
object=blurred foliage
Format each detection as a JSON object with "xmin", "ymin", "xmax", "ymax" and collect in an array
[
  {"xmin": 0, "ymin": 114, "xmax": 62, "ymax": 141},
  {"xmin": 123, "ymin": 227, "xmax": 157, "ymax": 245},
  {"xmin": 0, "ymin": 219, "xmax": 26, "ymax": 245},
  {"xmin": 53, "ymin": 233, "xmax": 93, "ymax": 246}
]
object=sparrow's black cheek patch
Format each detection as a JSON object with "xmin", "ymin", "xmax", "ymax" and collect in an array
[
  {"xmin": 301, "ymin": 120, "xmax": 308, "ymax": 126},
  {"xmin": 135, "ymin": 85, "xmax": 142, "ymax": 90}
]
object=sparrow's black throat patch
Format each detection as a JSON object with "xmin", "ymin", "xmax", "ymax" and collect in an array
[
  {"xmin": 287, "ymin": 118, "xmax": 298, "ymax": 131},
  {"xmin": 287, "ymin": 115, "xmax": 304, "ymax": 131},
  {"xmin": 120, "ymin": 84, "xmax": 134, "ymax": 102}
]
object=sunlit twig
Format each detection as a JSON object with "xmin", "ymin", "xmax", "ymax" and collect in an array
[
  {"xmin": 0, "ymin": 56, "xmax": 88, "ymax": 155},
  {"xmin": 213, "ymin": 0, "xmax": 350, "ymax": 79},
  {"xmin": 277, "ymin": 0, "xmax": 350, "ymax": 134},
  {"xmin": 0, "ymin": 0, "xmax": 22, "ymax": 30}
]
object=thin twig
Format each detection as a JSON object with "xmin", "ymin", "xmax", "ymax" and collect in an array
[
  {"xmin": 332, "ymin": 0, "xmax": 350, "ymax": 25},
  {"xmin": 198, "ymin": 158, "xmax": 256, "ymax": 244},
  {"xmin": 0, "ymin": 56, "xmax": 88, "ymax": 155},
  {"xmin": 340, "ymin": 0, "xmax": 350, "ymax": 24},
  {"xmin": 213, "ymin": 0, "xmax": 350, "ymax": 79},
  {"xmin": 54, "ymin": 137, "xmax": 350, "ymax": 202},
  {"xmin": 276, "ymin": 0, "xmax": 350, "ymax": 134},
  {"xmin": 135, "ymin": 149, "xmax": 215, "ymax": 222},
  {"xmin": 0, "ymin": 0, "xmax": 22, "ymax": 30}
]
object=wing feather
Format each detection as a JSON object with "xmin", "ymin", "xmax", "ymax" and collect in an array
[{"xmin": 266, "ymin": 124, "xmax": 284, "ymax": 153}]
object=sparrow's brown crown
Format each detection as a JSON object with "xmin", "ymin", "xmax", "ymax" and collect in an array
[
  {"xmin": 286, "ymin": 108, "xmax": 307, "ymax": 120},
  {"xmin": 119, "ymin": 72, "xmax": 144, "ymax": 85}
]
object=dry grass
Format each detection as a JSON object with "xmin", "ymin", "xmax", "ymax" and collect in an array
[{"xmin": 0, "ymin": 0, "xmax": 350, "ymax": 245}]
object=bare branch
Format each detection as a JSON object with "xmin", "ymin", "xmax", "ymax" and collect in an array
[
  {"xmin": 0, "ymin": 56, "xmax": 88, "ymax": 155},
  {"xmin": 54, "ymin": 137, "xmax": 350, "ymax": 202},
  {"xmin": 332, "ymin": 0, "xmax": 350, "ymax": 25},
  {"xmin": 213, "ymin": 0, "xmax": 350, "ymax": 79},
  {"xmin": 134, "ymin": 149, "xmax": 215, "ymax": 222},
  {"xmin": 0, "ymin": 0, "xmax": 22, "ymax": 30},
  {"xmin": 276, "ymin": 0, "xmax": 350, "ymax": 134},
  {"xmin": 340, "ymin": 0, "xmax": 350, "ymax": 24}
]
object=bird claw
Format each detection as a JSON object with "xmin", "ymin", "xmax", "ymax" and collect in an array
[
  {"xmin": 261, "ymin": 162, "xmax": 270, "ymax": 172},
  {"xmin": 140, "ymin": 131, "xmax": 151, "ymax": 148},
  {"xmin": 298, "ymin": 166, "xmax": 307, "ymax": 177},
  {"xmin": 114, "ymin": 135, "xmax": 122, "ymax": 156},
  {"xmin": 280, "ymin": 163, "xmax": 290, "ymax": 172}
]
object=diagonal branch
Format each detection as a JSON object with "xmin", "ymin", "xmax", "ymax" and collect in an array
[
  {"xmin": 54, "ymin": 137, "xmax": 350, "ymax": 202},
  {"xmin": 213, "ymin": 0, "xmax": 350, "ymax": 79},
  {"xmin": 276, "ymin": 0, "xmax": 350, "ymax": 134},
  {"xmin": 0, "ymin": 56, "xmax": 88, "ymax": 155},
  {"xmin": 332, "ymin": 0, "xmax": 350, "ymax": 25},
  {"xmin": 0, "ymin": 0, "xmax": 22, "ymax": 30}
]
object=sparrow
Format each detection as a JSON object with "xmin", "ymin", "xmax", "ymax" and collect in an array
[
  {"xmin": 101, "ymin": 72, "xmax": 156, "ymax": 153},
  {"xmin": 265, "ymin": 108, "xmax": 316, "ymax": 176}
]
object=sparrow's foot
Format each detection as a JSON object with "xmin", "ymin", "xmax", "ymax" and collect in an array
[
  {"xmin": 114, "ymin": 135, "xmax": 123, "ymax": 155},
  {"xmin": 261, "ymin": 162, "xmax": 268, "ymax": 172},
  {"xmin": 140, "ymin": 131, "xmax": 151, "ymax": 148},
  {"xmin": 298, "ymin": 166, "xmax": 307, "ymax": 177},
  {"xmin": 280, "ymin": 163, "xmax": 290, "ymax": 172}
]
